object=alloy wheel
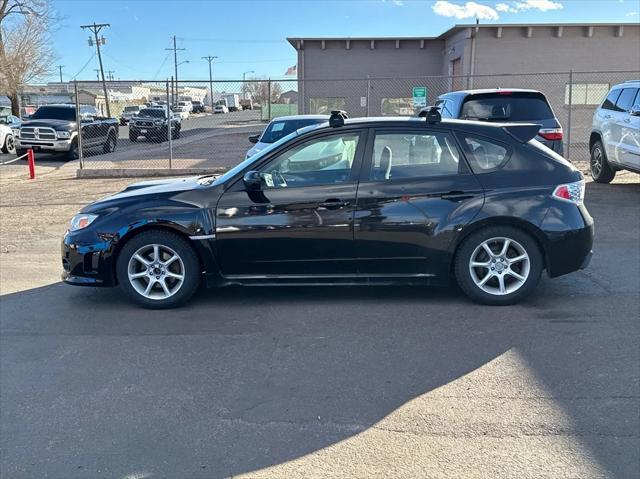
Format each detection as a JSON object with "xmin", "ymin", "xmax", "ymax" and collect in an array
[
  {"xmin": 468, "ymin": 237, "xmax": 530, "ymax": 296},
  {"xmin": 591, "ymin": 145, "xmax": 602, "ymax": 178},
  {"xmin": 127, "ymin": 244, "xmax": 185, "ymax": 300}
]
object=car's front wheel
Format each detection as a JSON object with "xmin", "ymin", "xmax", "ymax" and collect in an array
[
  {"xmin": 454, "ymin": 226, "xmax": 543, "ymax": 305},
  {"xmin": 116, "ymin": 230, "xmax": 201, "ymax": 308},
  {"xmin": 590, "ymin": 140, "xmax": 615, "ymax": 183}
]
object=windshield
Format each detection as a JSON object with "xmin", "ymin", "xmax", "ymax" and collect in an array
[
  {"xmin": 31, "ymin": 106, "xmax": 76, "ymax": 121},
  {"xmin": 461, "ymin": 92, "xmax": 554, "ymax": 121},
  {"xmin": 124, "ymin": 106, "xmax": 139, "ymax": 112},
  {"xmin": 138, "ymin": 109, "xmax": 166, "ymax": 118},
  {"xmin": 212, "ymin": 130, "xmax": 302, "ymax": 186},
  {"xmin": 260, "ymin": 118, "xmax": 326, "ymax": 143}
]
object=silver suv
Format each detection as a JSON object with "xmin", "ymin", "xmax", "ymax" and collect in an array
[{"xmin": 590, "ymin": 80, "xmax": 640, "ymax": 183}]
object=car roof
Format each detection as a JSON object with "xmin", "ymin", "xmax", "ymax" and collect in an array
[
  {"xmin": 611, "ymin": 80, "xmax": 640, "ymax": 89},
  {"xmin": 37, "ymin": 104, "xmax": 91, "ymax": 108},
  {"xmin": 439, "ymin": 88, "xmax": 544, "ymax": 98},
  {"xmin": 270, "ymin": 114, "xmax": 330, "ymax": 122}
]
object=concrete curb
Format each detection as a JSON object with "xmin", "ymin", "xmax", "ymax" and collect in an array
[{"xmin": 76, "ymin": 167, "xmax": 229, "ymax": 179}]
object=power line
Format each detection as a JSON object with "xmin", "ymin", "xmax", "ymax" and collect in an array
[
  {"xmin": 152, "ymin": 53, "xmax": 171, "ymax": 81},
  {"xmin": 81, "ymin": 22, "xmax": 111, "ymax": 117},
  {"xmin": 71, "ymin": 53, "xmax": 96, "ymax": 79}
]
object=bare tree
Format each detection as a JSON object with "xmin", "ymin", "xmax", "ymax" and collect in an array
[
  {"xmin": 244, "ymin": 78, "xmax": 283, "ymax": 107},
  {"xmin": 0, "ymin": 0, "xmax": 56, "ymax": 115}
]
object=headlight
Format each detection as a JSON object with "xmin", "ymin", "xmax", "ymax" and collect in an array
[
  {"xmin": 56, "ymin": 130, "xmax": 71, "ymax": 139},
  {"xmin": 70, "ymin": 213, "xmax": 98, "ymax": 231},
  {"xmin": 12, "ymin": 128, "xmax": 19, "ymax": 138},
  {"xmin": 154, "ymin": 119, "xmax": 164, "ymax": 126}
]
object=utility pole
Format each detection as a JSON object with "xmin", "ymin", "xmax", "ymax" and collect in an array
[
  {"xmin": 202, "ymin": 56, "xmax": 217, "ymax": 111},
  {"xmin": 106, "ymin": 70, "xmax": 115, "ymax": 81},
  {"xmin": 81, "ymin": 22, "xmax": 111, "ymax": 117},
  {"xmin": 166, "ymin": 36, "xmax": 185, "ymax": 107},
  {"xmin": 56, "ymin": 65, "xmax": 64, "ymax": 84},
  {"xmin": 93, "ymin": 69, "xmax": 100, "ymax": 81}
]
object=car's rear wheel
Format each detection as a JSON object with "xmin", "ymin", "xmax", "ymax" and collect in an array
[
  {"xmin": 116, "ymin": 230, "xmax": 201, "ymax": 309},
  {"xmin": 454, "ymin": 226, "xmax": 543, "ymax": 305},
  {"xmin": 590, "ymin": 140, "xmax": 615, "ymax": 184}
]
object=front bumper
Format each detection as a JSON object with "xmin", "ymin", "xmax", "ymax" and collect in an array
[
  {"xmin": 16, "ymin": 138, "xmax": 72, "ymax": 152},
  {"xmin": 61, "ymin": 232, "xmax": 115, "ymax": 287}
]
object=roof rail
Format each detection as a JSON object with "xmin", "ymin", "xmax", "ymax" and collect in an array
[
  {"xmin": 329, "ymin": 110, "xmax": 348, "ymax": 127},
  {"xmin": 418, "ymin": 105, "xmax": 441, "ymax": 124}
]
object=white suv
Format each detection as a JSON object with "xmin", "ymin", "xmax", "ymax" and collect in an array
[{"xmin": 590, "ymin": 80, "xmax": 640, "ymax": 183}]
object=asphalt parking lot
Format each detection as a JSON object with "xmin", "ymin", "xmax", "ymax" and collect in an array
[{"xmin": 0, "ymin": 171, "xmax": 638, "ymax": 478}]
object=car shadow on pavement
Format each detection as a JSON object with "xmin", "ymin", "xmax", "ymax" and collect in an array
[{"xmin": 1, "ymin": 277, "xmax": 637, "ymax": 477}]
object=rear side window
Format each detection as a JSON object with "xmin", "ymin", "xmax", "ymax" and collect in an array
[
  {"xmin": 464, "ymin": 137, "xmax": 509, "ymax": 172},
  {"xmin": 601, "ymin": 89, "xmax": 622, "ymax": 110},
  {"xmin": 614, "ymin": 88, "xmax": 638, "ymax": 113},
  {"xmin": 460, "ymin": 92, "xmax": 554, "ymax": 121}
]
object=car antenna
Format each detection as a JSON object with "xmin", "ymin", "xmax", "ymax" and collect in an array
[
  {"xmin": 329, "ymin": 110, "xmax": 348, "ymax": 127},
  {"xmin": 418, "ymin": 105, "xmax": 441, "ymax": 124}
]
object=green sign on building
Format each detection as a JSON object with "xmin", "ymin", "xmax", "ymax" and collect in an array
[{"xmin": 412, "ymin": 86, "xmax": 428, "ymax": 108}]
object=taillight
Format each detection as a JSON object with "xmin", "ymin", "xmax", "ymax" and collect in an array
[
  {"xmin": 539, "ymin": 128, "xmax": 563, "ymax": 141},
  {"xmin": 552, "ymin": 180, "xmax": 585, "ymax": 205}
]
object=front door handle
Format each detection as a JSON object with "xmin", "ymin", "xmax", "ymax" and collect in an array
[{"xmin": 319, "ymin": 198, "xmax": 350, "ymax": 209}]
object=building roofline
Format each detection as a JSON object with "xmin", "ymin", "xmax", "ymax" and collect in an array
[{"xmin": 287, "ymin": 22, "xmax": 638, "ymax": 47}]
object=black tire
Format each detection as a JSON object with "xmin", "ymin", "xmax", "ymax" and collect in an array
[
  {"xmin": 590, "ymin": 140, "xmax": 615, "ymax": 184},
  {"xmin": 15, "ymin": 148, "xmax": 27, "ymax": 158},
  {"xmin": 65, "ymin": 140, "xmax": 79, "ymax": 161},
  {"xmin": 2, "ymin": 134, "xmax": 16, "ymax": 154},
  {"xmin": 103, "ymin": 131, "xmax": 117, "ymax": 153},
  {"xmin": 173, "ymin": 127, "xmax": 181, "ymax": 139},
  {"xmin": 454, "ymin": 226, "xmax": 543, "ymax": 306},
  {"xmin": 116, "ymin": 230, "xmax": 201, "ymax": 309}
]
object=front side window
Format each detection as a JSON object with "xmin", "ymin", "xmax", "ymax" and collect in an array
[
  {"xmin": 370, "ymin": 132, "xmax": 461, "ymax": 181},
  {"xmin": 601, "ymin": 89, "xmax": 622, "ymax": 110},
  {"xmin": 614, "ymin": 88, "xmax": 638, "ymax": 113},
  {"xmin": 258, "ymin": 132, "xmax": 361, "ymax": 189},
  {"xmin": 464, "ymin": 137, "xmax": 509, "ymax": 172}
]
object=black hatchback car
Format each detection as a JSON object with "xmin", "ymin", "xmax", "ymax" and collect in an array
[{"xmin": 62, "ymin": 110, "xmax": 593, "ymax": 308}]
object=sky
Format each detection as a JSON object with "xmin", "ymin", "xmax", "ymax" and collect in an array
[{"xmin": 48, "ymin": 0, "xmax": 639, "ymax": 82}]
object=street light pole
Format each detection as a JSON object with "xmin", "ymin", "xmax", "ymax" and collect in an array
[{"xmin": 202, "ymin": 56, "xmax": 218, "ymax": 111}]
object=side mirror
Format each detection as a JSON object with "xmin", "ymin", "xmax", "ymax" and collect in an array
[
  {"xmin": 243, "ymin": 170, "xmax": 262, "ymax": 190},
  {"xmin": 630, "ymin": 104, "xmax": 640, "ymax": 117},
  {"xmin": 248, "ymin": 134, "xmax": 260, "ymax": 144}
]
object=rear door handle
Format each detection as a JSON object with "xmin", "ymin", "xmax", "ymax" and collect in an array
[
  {"xmin": 440, "ymin": 190, "xmax": 473, "ymax": 201},
  {"xmin": 319, "ymin": 198, "xmax": 350, "ymax": 209}
]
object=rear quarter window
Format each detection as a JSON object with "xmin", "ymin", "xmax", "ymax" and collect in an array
[{"xmin": 462, "ymin": 136, "xmax": 510, "ymax": 172}]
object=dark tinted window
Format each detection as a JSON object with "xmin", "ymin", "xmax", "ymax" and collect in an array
[
  {"xmin": 614, "ymin": 88, "xmax": 638, "ymax": 112},
  {"xmin": 601, "ymin": 89, "xmax": 622, "ymax": 110},
  {"xmin": 370, "ymin": 132, "xmax": 461, "ymax": 180},
  {"xmin": 464, "ymin": 136, "xmax": 509, "ymax": 172},
  {"xmin": 260, "ymin": 118, "xmax": 326, "ymax": 143},
  {"xmin": 31, "ymin": 106, "xmax": 76, "ymax": 121},
  {"xmin": 138, "ymin": 109, "xmax": 166, "ymax": 118},
  {"xmin": 461, "ymin": 92, "xmax": 554, "ymax": 121}
]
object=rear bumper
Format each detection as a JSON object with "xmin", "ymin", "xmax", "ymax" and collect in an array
[{"xmin": 543, "ymin": 206, "xmax": 594, "ymax": 278}]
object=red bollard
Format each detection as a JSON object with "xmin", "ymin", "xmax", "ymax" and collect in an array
[{"xmin": 27, "ymin": 149, "xmax": 35, "ymax": 180}]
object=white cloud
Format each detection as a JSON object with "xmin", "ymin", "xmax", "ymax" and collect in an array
[
  {"xmin": 495, "ymin": 2, "xmax": 517, "ymax": 12},
  {"xmin": 432, "ymin": 1, "xmax": 500, "ymax": 20},
  {"xmin": 513, "ymin": 0, "xmax": 563, "ymax": 11},
  {"xmin": 626, "ymin": 10, "xmax": 638, "ymax": 16}
]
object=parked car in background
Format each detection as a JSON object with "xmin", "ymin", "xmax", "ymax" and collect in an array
[
  {"xmin": 191, "ymin": 101, "xmax": 205, "ymax": 113},
  {"xmin": 436, "ymin": 89, "xmax": 564, "ymax": 156},
  {"xmin": 62, "ymin": 110, "xmax": 593, "ymax": 308},
  {"xmin": 246, "ymin": 114, "xmax": 329, "ymax": 158},
  {"xmin": 214, "ymin": 104, "xmax": 229, "ymax": 114},
  {"xmin": 119, "ymin": 105, "xmax": 143, "ymax": 125},
  {"xmin": 15, "ymin": 104, "xmax": 118, "ymax": 160},
  {"xmin": 129, "ymin": 107, "xmax": 181, "ymax": 142},
  {"xmin": 589, "ymin": 80, "xmax": 640, "ymax": 183},
  {"xmin": 171, "ymin": 105, "xmax": 190, "ymax": 120},
  {"xmin": 0, "ymin": 123, "xmax": 16, "ymax": 154}
]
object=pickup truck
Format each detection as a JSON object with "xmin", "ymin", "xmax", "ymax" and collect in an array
[
  {"xmin": 16, "ymin": 104, "xmax": 119, "ymax": 160},
  {"xmin": 129, "ymin": 107, "xmax": 181, "ymax": 142}
]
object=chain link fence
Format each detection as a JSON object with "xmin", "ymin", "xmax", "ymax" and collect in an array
[{"xmin": 63, "ymin": 70, "xmax": 639, "ymax": 173}]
